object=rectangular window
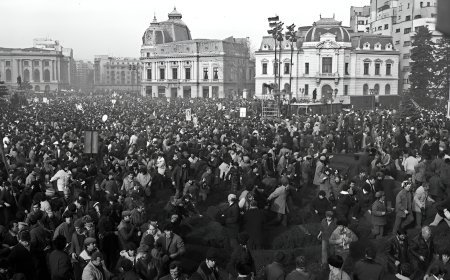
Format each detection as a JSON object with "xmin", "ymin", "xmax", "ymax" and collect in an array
[
  {"xmin": 284, "ymin": 63, "xmax": 290, "ymax": 74},
  {"xmin": 396, "ymin": 28, "xmax": 401, "ymax": 33},
  {"xmin": 304, "ymin": 84, "xmax": 309, "ymax": 95},
  {"xmin": 427, "ymin": 2, "xmax": 430, "ymax": 6},
  {"xmin": 172, "ymin": 68, "xmax": 178, "ymax": 80},
  {"xmin": 344, "ymin": 85, "xmax": 348, "ymax": 95},
  {"xmin": 406, "ymin": 15, "xmax": 411, "ymax": 21},
  {"xmin": 213, "ymin": 67, "xmax": 219, "ymax": 80},
  {"xmin": 386, "ymin": 64, "xmax": 392, "ymax": 75},
  {"xmin": 203, "ymin": 68, "xmax": 208, "ymax": 80},
  {"xmin": 262, "ymin": 63, "xmax": 267, "ymax": 74},
  {"xmin": 33, "ymin": 61, "xmax": 39, "ymax": 66},
  {"xmin": 375, "ymin": 63, "xmax": 381, "ymax": 75},
  {"xmin": 404, "ymin": 41, "xmax": 411, "ymax": 46},
  {"xmin": 273, "ymin": 63, "xmax": 278, "ymax": 76},
  {"xmin": 159, "ymin": 68, "xmax": 165, "ymax": 80},
  {"xmin": 185, "ymin": 68, "xmax": 191, "ymax": 80},
  {"xmin": 5, "ymin": 61, "xmax": 11, "ymax": 67},
  {"xmin": 364, "ymin": 63, "xmax": 369, "ymax": 75},
  {"xmin": 384, "ymin": 24, "xmax": 389, "ymax": 30},
  {"xmin": 378, "ymin": 26, "xmax": 382, "ymax": 31},
  {"xmin": 147, "ymin": 69, "xmax": 152, "ymax": 80},
  {"xmin": 305, "ymin": 63, "xmax": 309, "ymax": 74},
  {"xmin": 322, "ymin": 57, "xmax": 332, "ymax": 74},
  {"xmin": 420, "ymin": 2, "xmax": 423, "ymax": 7},
  {"xmin": 345, "ymin": 63, "xmax": 349, "ymax": 75},
  {"xmin": 44, "ymin": 61, "xmax": 49, "ymax": 67},
  {"xmin": 404, "ymin": 28, "xmax": 411, "ymax": 34},
  {"xmin": 395, "ymin": 40, "xmax": 400, "ymax": 45},
  {"xmin": 146, "ymin": 53, "xmax": 150, "ymax": 57},
  {"xmin": 24, "ymin": 61, "xmax": 29, "ymax": 67},
  {"xmin": 407, "ymin": 3, "xmax": 410, "ymax": 8}
]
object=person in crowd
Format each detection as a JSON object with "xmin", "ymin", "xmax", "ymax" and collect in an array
[
  {"xmin": 317, "ymin": 210, "xmax": 337, "ymax": 267},
  {"xmin": 241, "ymin": 200, "xmax": 265, "ymax": 250},
  {"xmin": 429, "ymin": 196, "xmax": 450, "ymax": 228},
  {"xmin": 426, "ymin": 247, "xmax": 450, "ymax": 280},
  {"xmin": 81, "ymin": 251, "xmax": 111, "ymax": 280},
  {"xmin": 329, "ymin": 219, "xmax": 358, "ymax": 261},
  {"xmin": 352, "ymin": 246, "xmax": 385, "ymax": 280},
  {"xmin": 410, "ymin": 226, "xmax": 436, "ymax": 276},
  {"xmin": 413, "ymin": 182, "xmax": 435, "ymax": 229},
  {"xmin": 267, "ymin": 177, "xmax": 290, "ymax": 226},
  {"xmin": 155, "ymin": 223, "xmax": 185, "ymax": 273},
  {"xmin": 8, "ymin": 231, "xmax": 34, "ymax": 280},
  {"xmin": 328, "ymin": 254, "xmax": 351, "ymax": 280},
  {"xmin": 264, "ymin": 251, "xmax": 286, "ymax": 280},
  {"xmin": 49, "ymin": 235, "xmax": 73, "ymax": 280},
  {"xmin": 371, "ymin": 191, "xmax": 388, "ymax": 239},
  {"xmin": 285, "ymin": 255, "xmax": 313, "ymax": 280},
  {"xmin": 190, "ymin": 250, "xmax": 221, "ymax": 280},
  {"xmin": 392, "ymin": 180, "xmax": 414, "ymax": 235},
  {"xmin": 311, "ymin": 190, "xmax": 332, "ymax": 221}
]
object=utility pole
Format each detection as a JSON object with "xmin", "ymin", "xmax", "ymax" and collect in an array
[
  {"xmin": 285, "ymin": 23, "xmax": 298, "ymax": 99},
  {"xmin": 268, "ymin": 16, "xmax": 284, "ymax": 94}
]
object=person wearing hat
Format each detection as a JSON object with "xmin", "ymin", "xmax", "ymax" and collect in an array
[
  {"xmin": 190, "ymin": 249, "xmax": 221, "ymax": 280},
  {"xmin": 118, "ymin": 210, "xmax": 136, "ymax": 250},
  {"xmin": 82, "ymin": 251, "xmax": 111, "ymax": 280},
  {"xmin": 328, "ymin": 255, "xmax": 351, "ymax": 280},
  {"xmin": 8, "ymin": 230, "xmax": 34, "ymax": 280},
  {"xmin": 155, "ymin": 223, "xmax": 186, "ymax": 272},
  {"xmin": 267, "ymin": 177, "xmax": 290, "ymax": 227},
  {"xmin": 371, "ymin": 191, "xmax": 388, "ymax": 239}
]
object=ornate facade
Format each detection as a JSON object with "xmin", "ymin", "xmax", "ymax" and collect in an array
[
  {"xmin": 93, "ymin": 56, "xmax": 142, "ymax": 92},
  {"xmin": 255, "ymin": 17, "xmax": 400, "ymax": 99},
  {"xmin": 140, "ymin": 8, "xmax": 254, "ymax": 98},
  {"xmin": 0, "ymin": 40, "xmax": 73, "ymax": 92}
]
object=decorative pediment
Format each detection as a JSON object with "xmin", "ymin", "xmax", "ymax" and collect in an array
[
  {"xmin": 316, "ymin": 40, "xmax": 341, "ymax": 49},
  {"xmin": 261, "ymin": 58, "xmax": 269, "ymax": 63},
  {"xmin": 375, "ymin": 58, "xmax": 382, "ymax": 63},
  {"xmin": 386, "ymin": 59, "xmax": 394, "ymax": 64},
  {"xmin": 319, "ymin": 32, "xmax": 337, "ymax": 42}
]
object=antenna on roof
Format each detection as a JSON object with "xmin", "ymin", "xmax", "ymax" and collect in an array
[{"xmin": 320, "ymin": 14, "xmax": 322, "ymax": 19}]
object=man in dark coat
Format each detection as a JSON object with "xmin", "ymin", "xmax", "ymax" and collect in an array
[
  {"xmin": 352, "ymin": 246, "xmax": 385, "ymax": 280},
  {"xmin": 223, "ymin": 194, "xmax": 240, "ymax": 252},
  {"xmin": 8, "ymin": 231, "xmax": 34, "ymax": 280},
  {"xmin": 48, "ymin": 235, "xmax": 73, "ymax": 280},
  {"xmin": 386, "ymin": 229, "xmax": 409, "ymax": 274},
  {"xmin": 190, "ymin": 250, "xmax": 221, "ymax": 280},
  {"xmin": 410, "ymin": 226, "xmax": 435, "ymax": 274},
  {"xmin": 242, "ymin": 200, "xmax": 265, "ymax": 250}
]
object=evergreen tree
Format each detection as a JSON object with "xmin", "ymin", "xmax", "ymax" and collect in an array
[
  {"xmin": 410, "ymin": 26, "xmax": 435, "ymax": 98},
  {"xmin": 433, "ymin": 35, "xmax": 450, "ymax": 98}
]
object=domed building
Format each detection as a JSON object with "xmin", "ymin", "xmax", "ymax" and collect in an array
[
  {"xmin": 140, "ymin": 8, "xmax": 254, "ymax": 99},
  {"xmin": 255, "ymin": 16, "xmax": 400, "ymax": 102}
]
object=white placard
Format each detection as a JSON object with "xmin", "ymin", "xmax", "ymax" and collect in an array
[
  {"xmin": 43, "ymin": 97, "xmax": 48, "ymax": 104},
  {"xmin": 448, "ymin": 101, "xmax": 450, "ymax": 118},
  {"xmin": 240, "ymin": 108, "xmax": 247, "ymax": 118},
  {"xmin": 186, "ymin": 109, "xmax": 192, "ymax": 121},
  {"xmin": 217, "ymin": 103, "xmax": 222, "ymax": 110},
  {"xmin": 34, "ymin": 97, "xmax": 39, "ymax": 103},
  {"xmin": 193, "ymin": 115, "xmax": 198, "ymax": 127}
]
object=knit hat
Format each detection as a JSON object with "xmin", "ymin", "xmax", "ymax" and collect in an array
[{"xmin": 84, "ymin": 237, "xmax": 96, "ymax": 246}]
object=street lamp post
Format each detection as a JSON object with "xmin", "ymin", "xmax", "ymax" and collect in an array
[
  {"xmin": 268, "ymin": 16, "xmax": 284, "ymax": 95},
  {"xmin": 285, "ymin": 23, "xmax": 298, "ymax": 100}
]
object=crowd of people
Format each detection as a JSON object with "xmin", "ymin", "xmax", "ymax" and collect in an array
[{"xmin": 1, "ymin": 93, "xmax": 450, "ymax": 280}]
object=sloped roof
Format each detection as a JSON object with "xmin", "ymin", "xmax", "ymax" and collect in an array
[{"xmin": 351, "ymin": 34, "xmax": 394, "ymax": 50}]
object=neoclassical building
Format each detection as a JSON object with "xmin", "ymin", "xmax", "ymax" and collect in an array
[
  {"xmin": 255, "ymin": 17, "xmax": 399, "ymax": 99},
  {"xmin": 93, "ymin": 56, "xmax": 142, "ymax": 91},
  {"xmin": 0, "ymin": 39, "xmax": 73, "ymax": 92},
  {"xmin": 140, "ymin": 8, "xmax": 254, "ymax": 98}
]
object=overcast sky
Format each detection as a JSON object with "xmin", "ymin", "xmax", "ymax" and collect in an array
[{"xmin": 0, "ymin": 0, "xmax": 369, "ymax": 61}]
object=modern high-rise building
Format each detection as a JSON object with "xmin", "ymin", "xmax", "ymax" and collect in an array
[
  {"xmin": 139, "ymin": 8, "xmax": 255, "ymax": 98},
  {"xmin": 352, "ymin": 0, "xmax": 440, "ymax": 92},
  {"xmin": 350, "ymin": 6, "xmax": 371, "ymax": 33}
]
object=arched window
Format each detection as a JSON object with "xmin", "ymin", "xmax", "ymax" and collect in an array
[
  {"xmin": 44, "ymin": 85, "xmax": 50, "ymax": 92},
  {"xmin": 121, "ymin": 71, "xmax": 125, "ymax": 84},
  {"xmin": 23, "ymin": 69, "xmax": 30, "ymax": 82},
  {"xmin": 5, "ymin": 69, "xmax": 11, "ymax": 82},
  {"xmin": 363, "ymin": 84, "xmax": 369, "ymax": 95},
  {"xmin": 374, "ymin": 84, "xmax": 380, "ymax": 95},
  {"xmin": 44, "ymin": 69, "xmax": 50, "ymax": 82},
  {"xmin": 34, "ymin": 85, "xmax": 40, "ymax": 92},
  {"xmin": 385, "ymin": 84, "xmax": 391, "ymax": 95},
  {"xmin": 33, "ymin": 69, "xmax": 40, "ymax": 82}
]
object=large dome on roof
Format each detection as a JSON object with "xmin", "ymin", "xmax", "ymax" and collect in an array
[
  {"xmin": 141, "ymin": 8, "xmax": 192, "ymax": 46},
  {"xmin": 304, "ymin": 17, "xmax": 351, "ymax": 42}
]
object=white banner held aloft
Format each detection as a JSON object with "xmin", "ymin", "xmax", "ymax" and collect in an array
[
  {"xmin": 193, "ymin": 115, "xmax": 198, "ymax": 127},
  {"xmin": 240, "ymin": 108, "xmax": 246, "ymax": 118},
  {"xmin": 186, "ymin": 109, "xmax": 192, "ymax": 121},
  {"xmin": 447, "ymin": 101, "xmax": 450, "ymax": 118},
  {"xmin": 43, "ymin": 97, "xmax": 49, "ymax": 104}
]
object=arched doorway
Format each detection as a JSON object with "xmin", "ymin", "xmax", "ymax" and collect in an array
[
  {"xmin": 385, "ymin": 84, "xmax": 391, "ymax": 95},
  {"xmin": 23, "ymin": 69, "xmax": 30, "ymax": 82},
  {"xmin": 34, "ymin": 85, "xmax": 40, "ymax": 91},
  {"xmin": 374, "ymin": 84, "xmax": 380, "ymax": 95},
  {"xmin": 321, "ymin": 84, "xmax": 333, "ymax": 99},
  {"xmin": 44, "ymin": 69, "xmax": 50, "ymax": 82},
  {"xmin": 363, "ymin": 84, "xmax": 369, "ymax": 95},
  {"xmin": 45, "ymin": 85, "xmax": 50, "ymax": 92},
  {"xmin": 33, "ymin": 69, "xmax": 40, "ymax": 82}
]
